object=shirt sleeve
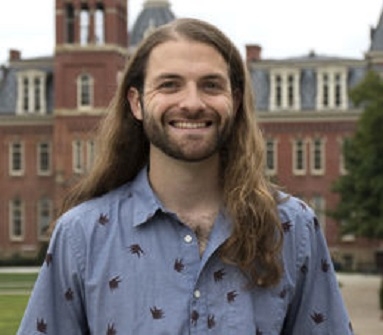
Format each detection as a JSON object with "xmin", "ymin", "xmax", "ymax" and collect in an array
[
  {"xmin": 17, "ymin": 215, "xmax": 89, "ymax": 335},
  {"xmin": 283, "ymin": 208, "xmax": 354, "ymax": 335}
]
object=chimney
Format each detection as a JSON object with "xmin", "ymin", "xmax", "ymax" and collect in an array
[
  {"xmin": 9, "ymin": 49, "xmax": 21, "ymax": 62},
  {"xmin": 246, "ymin": 44, "xmax": 262, "ymax": 62}
]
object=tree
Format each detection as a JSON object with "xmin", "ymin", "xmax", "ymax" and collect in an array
[{"xmin": 332, "ymin": 70, "xmax": 383, "ymax": 238}]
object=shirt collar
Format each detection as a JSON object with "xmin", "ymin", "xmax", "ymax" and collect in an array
[{"xmin": 130, "ymin": 166, "xmax": 164, "ymax": 227}]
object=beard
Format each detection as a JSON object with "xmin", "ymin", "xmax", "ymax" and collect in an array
[{"xmin": 141, "ymin": 107, "xmax": 234, "ymax": 163}]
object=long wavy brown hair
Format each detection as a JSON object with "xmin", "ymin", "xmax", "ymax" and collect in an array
[{"xmin": 58, "ymin": 18, "xmax": 283, "ymax": 287}]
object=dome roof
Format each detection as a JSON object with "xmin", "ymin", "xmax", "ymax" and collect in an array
[{"xmin": 130, "ymin": 0, "xmax": 175, "ymax": 47}]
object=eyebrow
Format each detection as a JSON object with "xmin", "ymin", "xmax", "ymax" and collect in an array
[{"xmin": 152, "ymin": 72, "xmax": 229, "ymax": 83}]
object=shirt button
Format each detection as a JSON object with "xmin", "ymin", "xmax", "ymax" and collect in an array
[
  {"xmin": 184, "ymin": 234, "xmax": 193, "ymax": 243},
  {"xmin": 194, "ymin": 289, "xmax": 201, "ymax": 299}
]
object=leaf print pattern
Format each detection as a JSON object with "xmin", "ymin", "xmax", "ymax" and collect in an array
[
  {"xmin": 98, "ymin": 213, "xmax": 109, "ymax": 225},
  {"xmin": 106, "ymin": 323, "xmax": 116, "ymax": 335},
  {"xmin": 282, "ymin": 221, "xmax": 292, "ymax": 233},
  {"xmin": 129, "ymin": 244, "xmax": 144, "ymax": 257},
  {"xmin": 191, "ymin": 310, "xmax": 199, "ymax": 326},
  {"xmin": 213, "ymin": 268, "xmax": 226, "ymax": 282},
  {"xmin": 321, "ymin": 259, "xmax": 330, "ymax": 273},
  {"xmin": 36, "ymin": 318, "xmax": 47, "ymax": 333},
  {"xmin": 311, "ymin": 312, "xmax": 326, "ymax": 324},
  {"xmin": 227, "ymin": 290, "xmax": 238, "ymax": 303},
  {"xmin": 207, "ymin": 314, "xmax": 216, "ymax": 329},
  {"xmin": 174, "ymin": 258, "xmax": 184, "ymax": 272},
  {"xmin": 150, "ymin": 306, "xmax": 164, "ymax": 319},
  {"xmin": 65, "ymin": 288, "xmax": 74, "ymax": 301},
  {"xmin": 45, "ymin": 253, "xmax": 53, "ymax": 267},
  {"xmin": 109, "ymin": 276, "xmax": 122, "ymax": 291}
]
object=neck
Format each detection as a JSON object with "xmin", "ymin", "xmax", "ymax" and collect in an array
[{"xmin": 148, "ymin": 146, "xmax": 222, "ymax": 215}]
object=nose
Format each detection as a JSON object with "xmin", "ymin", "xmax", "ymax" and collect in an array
[{"xmin": 178, "ymin": 83, "xmax": 206, "ymax": 112}]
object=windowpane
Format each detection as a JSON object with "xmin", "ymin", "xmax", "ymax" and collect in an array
[
  {"xmin": 266, "ymin": 140, "xmax": 275, "ymax": 171},
  {"xmin": 38, "ymin": 197, "xmax": 52, "ymax": 239},
  {"xmin": 10, "ymin": 198, "xmax": 23, "ymax": 238},
  {"xmin": 23, "ymin": 78, "xmax": 29, "ymax": 112},
  {"xmin": 10, "ymin": 142, "xmax": 23, "ymax": 173},
  {"xmin": 34, "ymin": 77, "xmax": 41, "ymax": 111},
  {"xmin": 95, "ymin": 4, "xmax": 105, "ymax": 44},
  {"xmin": 296, "ymin": 140, "xmax": 304, "ymax": 170},
  {"xmin": 73, "ymin": 140, "xmax": 84, "ymax": 173},
  {"xmin": 314, "ymin": 139, "xmax": 322, "ymax": 170},
  {"xmin": 38, "ymin": 142, "xmax": 51, "ymax": 173},
  {"xmin": 66, "ymin": 4, "xmax": 75, "ymax": 43},
  {"xmin": 80, "ymin": 7, "xmax": 90, "ymax": 45},
  {"xmin": 80, "ymin": 74, "xmax": 91, "ymax": 106}
]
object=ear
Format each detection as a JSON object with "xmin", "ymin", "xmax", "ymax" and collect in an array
[{"xmin": 127, "ymin": 87, "xmax": 143, "ymax": 120}]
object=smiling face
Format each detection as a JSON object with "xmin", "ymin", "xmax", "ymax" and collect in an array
[{"xmin": 128, "ymin": 38, "xmax": 238, "ymax": 163}]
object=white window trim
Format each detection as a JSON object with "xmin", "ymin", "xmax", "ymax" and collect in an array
[
  {"xmin": 77, "ymin": 73, "xmax": 94, "ymax": 110},
  {"xmin": 316, "ymin": 67, "xmax": 348, "ymax": 110},
  {"xmin": 16, "ymin": 70, "xmax": 47, "ymax": 115},
  {"xmin": 292, "ymin": 138, "xmax": 307, "ymax": 175},
  {"xmin": 310, "ymin": 137, "xmax": 326, "ymax": 176},
  {"xmin": 9, "ymin": 198, "xmax": 25, "ymax": 241},
  {"xmin": 270, "ymin": 68, "xmax": 301, "ymax": 111},
  {"xmin": 37, "ymin": 141, "xmax": 52, "ymax": 176},
  {"xmin": 9, "ymin": 141, "xmax": 25, "ymax": 176}
]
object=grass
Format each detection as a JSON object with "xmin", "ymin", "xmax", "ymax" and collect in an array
[{"xmin": 0, "ymin": 272, "xmax": 37, "ymax": 335}]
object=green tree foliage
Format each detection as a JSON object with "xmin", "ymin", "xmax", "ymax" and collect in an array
[{"xmin": 332, "ymin": 71, "xmax": 383, "ymax": 238}]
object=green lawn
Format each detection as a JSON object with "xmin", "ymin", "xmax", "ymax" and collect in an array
[
  {"xmin": 0, "ymin": 295, "xmax": 30, "ymax": 334},
  {"xmin": 0, "ymin": 272, "xmax": 37, "ymax": 335}
]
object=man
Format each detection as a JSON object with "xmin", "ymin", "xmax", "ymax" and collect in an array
[{"xmin": 18, "ymin": 18, "xmax": 353, "ymax": 334}]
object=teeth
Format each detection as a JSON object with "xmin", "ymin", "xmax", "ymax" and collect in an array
[{"xmin": 172, "ymin": 122, "xmax": 208, "ymax": 129}]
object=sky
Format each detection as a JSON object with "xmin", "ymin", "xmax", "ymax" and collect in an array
[{"xmin": 0, "ymin": 0, "xmax": 382, "ymax": 65}]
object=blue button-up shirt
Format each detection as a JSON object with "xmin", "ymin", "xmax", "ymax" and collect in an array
[{"xmin": 18, "ymin": 168, "xmax": 353, "ymax": 334}]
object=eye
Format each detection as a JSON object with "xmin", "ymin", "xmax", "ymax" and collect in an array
[
  {"xmin": 202, "ymin": 80, "xmax": 225, "ymax": 93},
  {"xmin": 158, "ymin": 80, "xmax": 180, "ymax": 92}
]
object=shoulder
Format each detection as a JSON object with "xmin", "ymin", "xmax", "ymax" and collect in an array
[
  {"xmin": 276, "ymin": 192, "xmax": 317, "ymax": 232},
  {"xmin": 57, "ymin": 183, "xmax": 133, "ymax": 233}
]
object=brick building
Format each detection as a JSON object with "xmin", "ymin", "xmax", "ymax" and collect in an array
[{"xmin": 0, "ymin": 0, "xmax": 382, "ymax": 270}]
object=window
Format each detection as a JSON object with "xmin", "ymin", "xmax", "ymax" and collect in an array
[
  {"xmin": 65, "ymin": 4, "xmax": 75, "ymax": 43},
  {"xmin": 9, "ymin": 141, "xmax": 24, "ymax": 176},
  {"xmin": 16, "ymin": 71, "xmax": 47, "ymax": 114},
  {"xmin": 266, "ymin": 139, "xmax": 277, "ymax": 175},
  {"xmin": 80, "ymin": 5, "xmax": 90, "ymax": 45},
  {"xmin": 37, "ymin": 142, "xmax": 52, "ymax": 175},
  {"xmin": 293, "ymin": 138, "xmax": 306, "ymax": 175},
  {"xmin": 339, "ymin": 137, "xmax": 350, "ymax": 175},
  {"xmin": 9, "ymin": 198, "xmax": 24, "ymax": 240},
  {"xmin": 77, "ymin": 74, "xmax": 93, "ymax": 109},
  {"xmin": 95, "ymin": 3, "xmax": 105, "ymax": 44},
  {"xmin": 87, "ymin": 140, "xmax": 96, "ymax": 171},
  {"xmin": 311, "ymin": 195, "xmax": 326, "ymax": 232},
  {"xmin": 38, "ymin": 197, "xmax": 52, "ymax": 240},
  {"xmin": 23, "ymin": 77, "xmax": 29, "ymax": 112},
  {"xmin": 270, "ymin": 69, "xmax": 300, "ymax": 111},
  {"xmin": 73, "ymin": 140, "xmax": 84, "ymax": 173},
  {"xmin": 317, "ymin": 68, "xmax": 347, "ymax": 110},
  {"xmin": 310, "ymin": 138, "xmax": 325, "ymax": 175}
]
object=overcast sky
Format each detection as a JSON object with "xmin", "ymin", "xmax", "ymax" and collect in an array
[{"xmin": 0, "ymin": 0, "xmax": 382, "ymax": 65}]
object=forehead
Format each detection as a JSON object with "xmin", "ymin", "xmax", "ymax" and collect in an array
[{"xmin": 145, "ymin": 39, "xmax": 229, "ymax": 81}]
